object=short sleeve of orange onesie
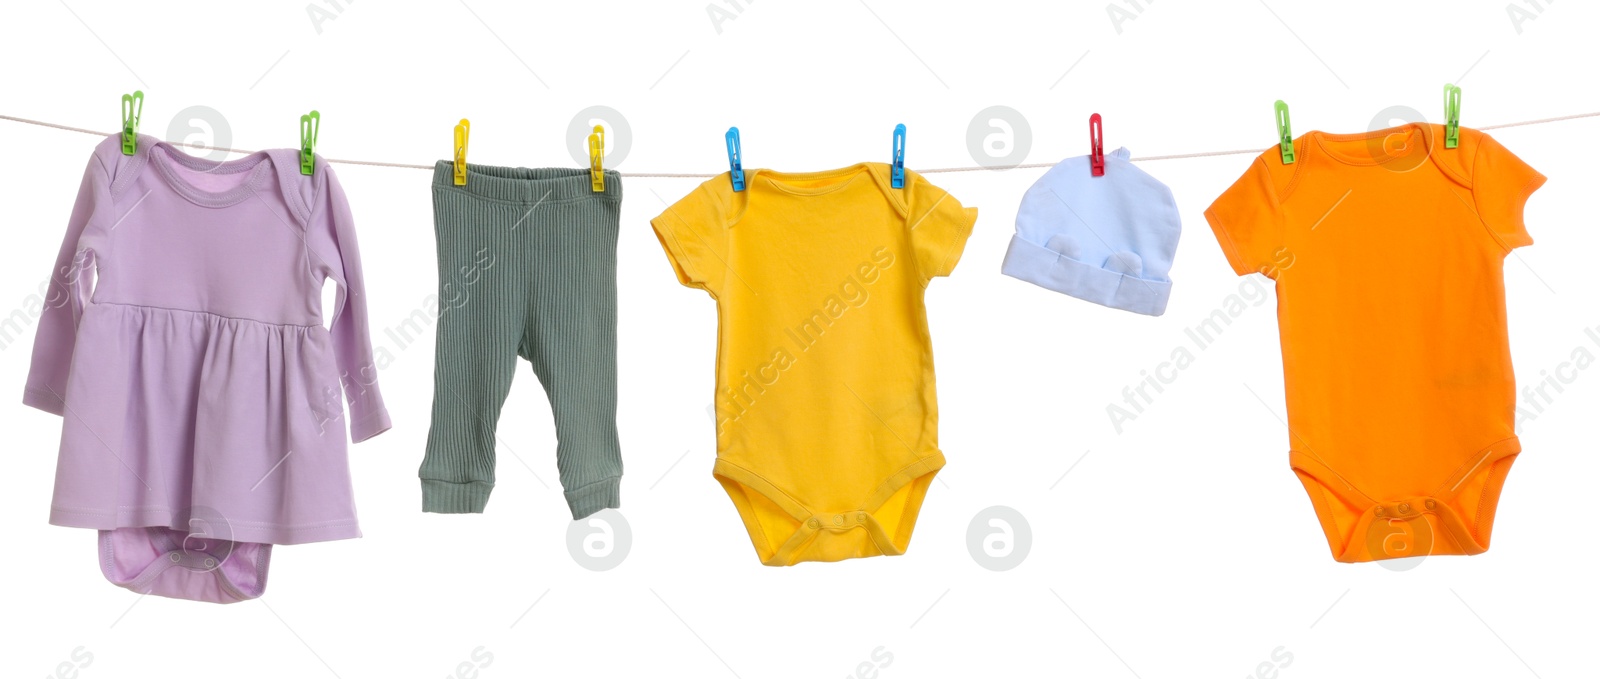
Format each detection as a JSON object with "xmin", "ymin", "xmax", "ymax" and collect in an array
[
  {"xmin": 1204, "ymin": 125, "xmax": 1544, "ymax": 563},
  {"xmin": 1471, "ymin": 134, "xmax": 1543, "ymax": 249},
  {"xmin": 652, "ymin": 164, "xmax": 976, "ymax": 566},
  {"xmin": 1206, "ymin": 154, "xmax": 1290, "ymax": 277}
]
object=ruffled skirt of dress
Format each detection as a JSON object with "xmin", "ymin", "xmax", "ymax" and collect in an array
[{"xmin": 49, "ymin": 302, "xmax": 362, "ymax": 602}]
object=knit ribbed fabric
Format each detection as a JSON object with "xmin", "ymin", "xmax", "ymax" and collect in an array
[{"xmin": 420, "ymin": 161, "xmax": 623, "ymax": 520}]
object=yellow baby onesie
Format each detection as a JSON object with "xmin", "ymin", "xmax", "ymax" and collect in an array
[{"xmin": 652, "ymin": 163, "xmax": 976, "ymax": 565}]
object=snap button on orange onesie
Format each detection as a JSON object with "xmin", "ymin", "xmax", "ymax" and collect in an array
[{"xmin": 1205, "ymin": 124, "xmax": 1544, "ymax": 562}]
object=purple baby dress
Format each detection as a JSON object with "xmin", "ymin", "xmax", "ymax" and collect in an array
[{"xmin": 24, "ymin": 134, "xmax": 391, "ymax": 603}]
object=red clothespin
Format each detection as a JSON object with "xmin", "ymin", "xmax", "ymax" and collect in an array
[{"xmin": 1089, "ymin": 113, "xmax": 1105, "ymax": 177}]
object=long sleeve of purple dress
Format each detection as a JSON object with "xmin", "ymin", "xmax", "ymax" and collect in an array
[
  {"xmin": 23, "ymin": 151, "xmax": 110, "ymax": 415},
  {"xmin": 304, "ymin": 160, "xmax": 392, "ymax": 442}
]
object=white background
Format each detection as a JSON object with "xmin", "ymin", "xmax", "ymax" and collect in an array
[{"xmin": 2, "ymin": 1, "xmax": 1596, "ymax": 677}]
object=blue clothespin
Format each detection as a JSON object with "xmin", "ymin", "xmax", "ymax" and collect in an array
[
  {"xmin": 890, "ymin": 123, "xmax": 906, "ymax": 189},
  {"xmin": 725, "ymin": 127, "xmax": 745, "ymax": 192}
]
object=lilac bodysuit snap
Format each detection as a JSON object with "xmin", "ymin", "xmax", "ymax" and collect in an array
[{"xmin": 24, "ymin": 134, "xmax": 391, "ymax": 603}]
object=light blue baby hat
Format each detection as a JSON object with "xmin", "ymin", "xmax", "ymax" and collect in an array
[{"xmin": 1001, "ymin": 147, "xmax": 1181, "ymax": 316}]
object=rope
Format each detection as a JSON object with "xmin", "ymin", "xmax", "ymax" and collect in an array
[
  {"xmin": 1479, "ymin": 110, "xmax": 1600, "ymax": 130},
  {"xmin": 4, "ymin": 110, "xmax": 1595, "ymax": 177}
]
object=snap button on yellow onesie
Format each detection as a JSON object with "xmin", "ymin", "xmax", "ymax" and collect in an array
[{"xmin": 652, "ymin": 163, "xmax": 976, "ymax": 565}]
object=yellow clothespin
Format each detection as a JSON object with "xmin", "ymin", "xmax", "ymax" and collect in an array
[
  {"xmin": 588, "ymin": 125, "xmax": 605, "ymax": 192},
  {"xmin": 453, "ymin": 119, "xmax": 470, "ymax": 186}
]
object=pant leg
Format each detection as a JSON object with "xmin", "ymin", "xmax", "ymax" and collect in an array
[
  {"xmin": 419, "ymin": 188, "xmax": 530, "ymax": 513},
  {"xmin": 522, "ymin": 193, "xmax": 623, "ymax": 519}
]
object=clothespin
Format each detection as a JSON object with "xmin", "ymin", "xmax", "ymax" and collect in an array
[
  {"xmin": 120, "ymin": 90, "xmax": 144, "ymax": 156},
  {"xmin": 1089, "ymin": 113, "xmax": 1106, "ymax": 177},
  {"xmin": 1274, "ymin": 100, "xmax": 1295, "ymax": 165},
  {"xmin": 453, "ymin": 119, "xmax": 470, "ymax": 186},
  {"xmin": 1443, "ymin": 83, "xmax": 1462, "ymax": 149},
  {"xmin": 890, "ymin": 123, "xmax": 906, "ymax": 189},
  {"xmin": 299, "ymin": 110, "xmax": 320, "ymax": 176},
  {"xmin": 726, "ymin": 127, "xmax": 745, "ymax": 192},
  {"xmin": 588, "ymin": 125, "xmax": 605, "ymax": 192}
]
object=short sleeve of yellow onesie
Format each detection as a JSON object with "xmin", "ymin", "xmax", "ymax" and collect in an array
[
  {"xmin": 653, "ymin": 164, "xmax": 976, "ymax": 565},
  {"xmin": 1204, "ymin": 125, "xmax": 1544, "ymax": 563}
]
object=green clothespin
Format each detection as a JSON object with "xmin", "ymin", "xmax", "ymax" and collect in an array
[
  {"xmin": 299, "ymin": 110, "xmax": 320, "ymax": 176},
  {"xmin": 120, "ymin": 91, "xmax": 144, "ymax": 156},
  {"xmin": 1274, "ymin": 100, "xmax": 1295, "ymax": 165},
  {"xmin": 1443, "ymin": 84, "xmax": 1462, "ymax": 149}
]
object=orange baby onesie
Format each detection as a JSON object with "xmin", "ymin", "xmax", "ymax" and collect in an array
[{"xmin": 1205, "ymin": 124, "xmax": 1544, "ymax": 563}]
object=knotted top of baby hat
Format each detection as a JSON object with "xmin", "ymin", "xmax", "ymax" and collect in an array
[{"xmin": 1001, "ymin": 147, "xmax": 1182, "ymax": 316}]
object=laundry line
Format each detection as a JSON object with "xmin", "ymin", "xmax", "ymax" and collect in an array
[{"xmin": 4, "ymin": 110, "xmax": 1598, "ymax": 178}]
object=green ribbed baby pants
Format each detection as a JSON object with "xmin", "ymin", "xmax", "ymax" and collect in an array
[{"xmin": 420, "ymin": 161, "xmax": 622, "ymax": 519}]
